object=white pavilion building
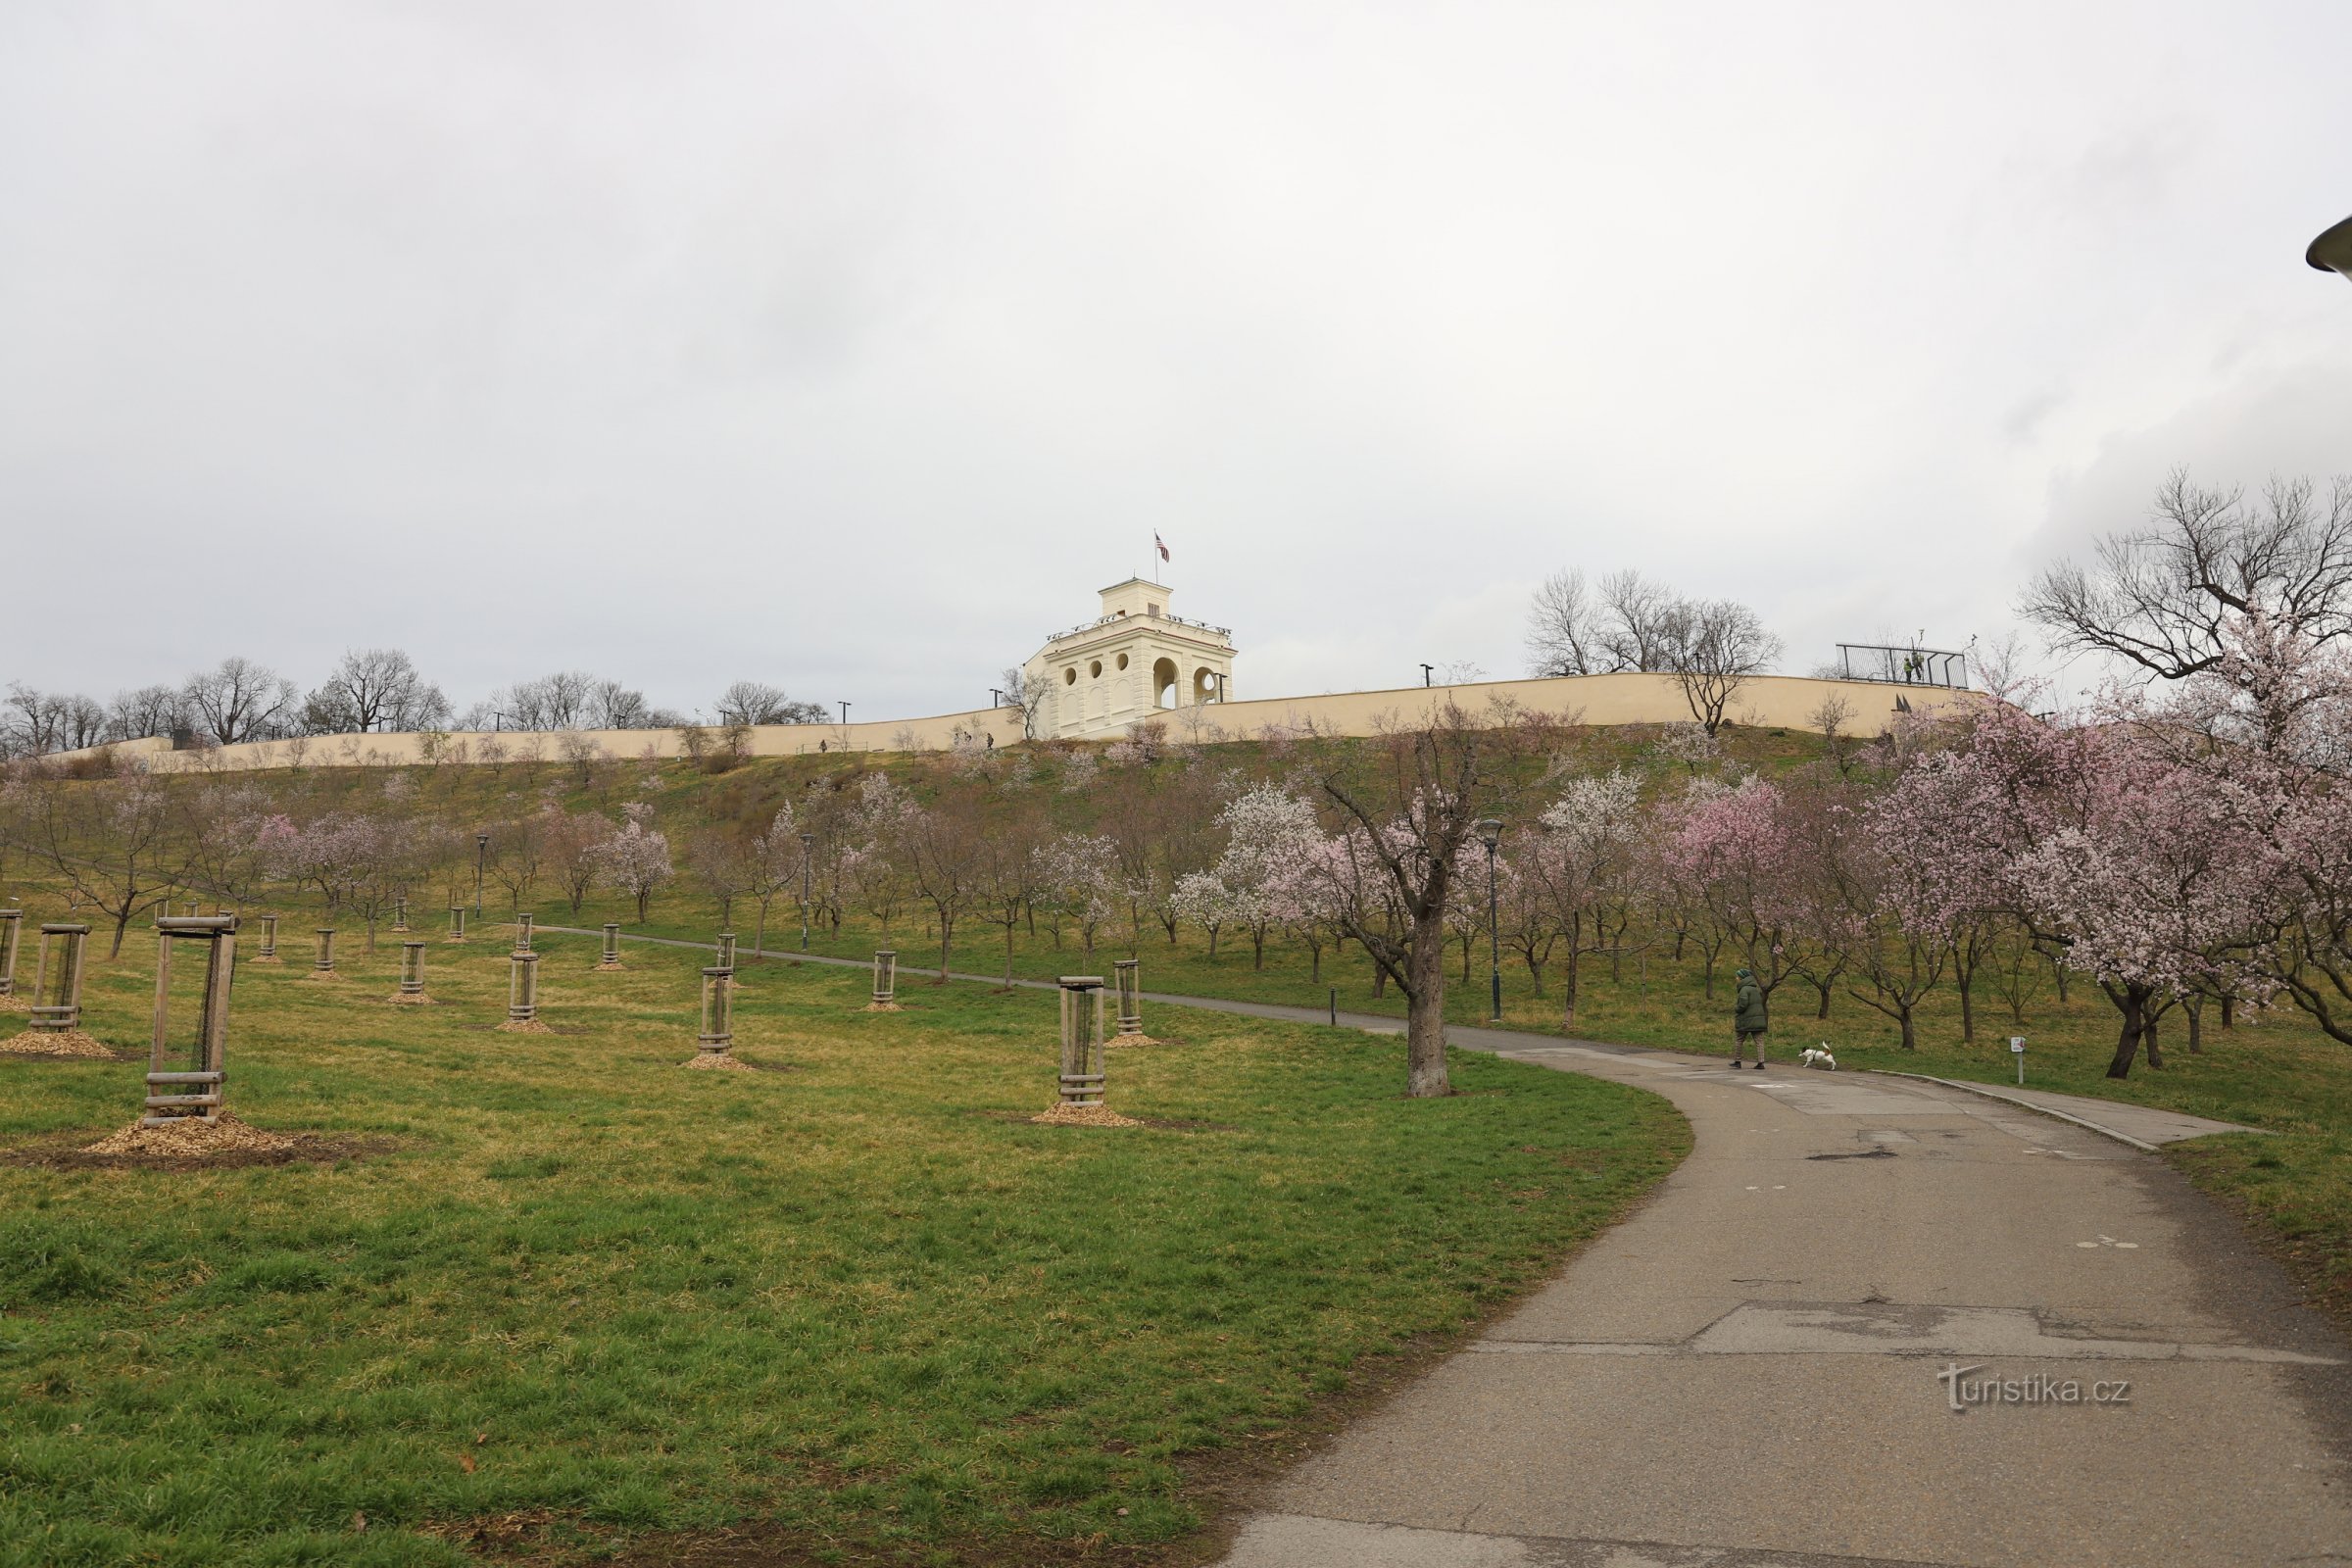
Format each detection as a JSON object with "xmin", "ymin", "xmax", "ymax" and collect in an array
[{"xmin": 1021, "ymin": 576, "xmax": 1237, "ymax": 741}]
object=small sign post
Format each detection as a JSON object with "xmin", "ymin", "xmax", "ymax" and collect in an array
[{"xmin": 2010, "ymin": 1036, "xmax": 2026, "ymax": 1086}]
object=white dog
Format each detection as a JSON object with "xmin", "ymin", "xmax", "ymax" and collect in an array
[{"xmin": 1800, "ymin": 1046, "xmax": 1838, "ymax": 1071}]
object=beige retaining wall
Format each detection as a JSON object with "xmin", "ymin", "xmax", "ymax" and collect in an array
[{"xmin": 39, "ymin": 673, "xmax": 1975, "ymax": 774}]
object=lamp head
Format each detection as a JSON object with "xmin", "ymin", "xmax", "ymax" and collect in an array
[
  {"xmin": 799, "ymin": 831, "xmax": 815, "ymax": 847},
  {"xmin": 2310, "ymin": 214, "xmax": 2352, "ymax": 281},
  {"xmin": 1475, "ymin": 817, "xmax": 1503, "ymax": 850}
]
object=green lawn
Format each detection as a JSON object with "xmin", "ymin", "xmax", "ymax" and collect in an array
[
  {"xmin": 0, "ymin": 929, "xmax": 1685, "ymax": 1567},
  {"xmin": 550, "ymin": 881, "xmax": 2352, "ymax": 1338}
]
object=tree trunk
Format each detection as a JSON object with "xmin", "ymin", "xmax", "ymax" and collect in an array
[
  {"xmin": 754, "ymin": 902, "xmax": 768, "ymax": 959},
  {"xmin": 109, "ymin": 909, "xmax": 131, "ymax": 958},
  {"xmin": 1004, "ymin": 924, "xmax": 1015, "ymax": 987},
  {"xmin": 1404, "ymin": 920, "xmax": 1451, "ymax": 1098},
  {"xmin": 2103, "ymin": 985, "xmax": 2145, "ymax": 1079},
  {"xmin": 1899, "ymin": 1004, "xmax": 1916, "ymax": 1051},
  {"xmin": 2143, "ymin": 1013, "xmax": 2165, "ymax": 1071},
  {"xmin": 938, "ymin": 913, "xmax": 954, "ymax": 980},
  {"xmin": 1308, "ymin": 942, "xmax": 1323, "ymax": 983},
  {"xmin": 2221, "ymin": 994, "xmax": 2235, "ymax": 1030},
  {"xmin": 1814, "ymin": 976, "xmax": 1832, "ymax": 1020},
  {"xmin": 2053, "ymin": 960, "xmax": 2070, "ymax": 1004},
  {"xmin": 1252, "ymin": 927, "xmax": 1265, "ymax": 971},
  {"xmin": 2185, "ymin": 995, "xmax": 2203, "ymax": 1054},
  {"xmin": 1524, "ymin": 952, "xmax": 1545, "ymax": 999},
  {"xmin": 1956, "ymin": 965, "xmax": 1976, "ymax": 1043},
  {"xmin": 1701, "ymin": 950, "xmax": 1717, "ymax": 1000},
  {"xmin": 1562, "ymin": 944, "xmax": 1581, "ymax": 1029}
]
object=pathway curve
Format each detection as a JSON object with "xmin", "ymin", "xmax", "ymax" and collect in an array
[
  {"xmin": 1217, "ymin": 1039, "xmax": 2352, "ymax": 1568},
  {"xmin": 543, "ymin": 930, "xmax": 2352, "ymax": 1565}
]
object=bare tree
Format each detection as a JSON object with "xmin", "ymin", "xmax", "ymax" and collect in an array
[
  {"xmin": 1525, "ymin": 568, "xmax": 1603, "ymax": 676},
  {"xmin": 301, "ymin": 649, "xmax": 450, "ymax": 734},
  {"xmin": 2021, "ymin": 469, "xmax": 2352, "ymax": 683},
  {"xmin": 904, "ymin": 785, "xmax": 986, "ymax": 981},
  {"xmin": 590, "ymin": 679, "xmax": 662, "ymax": 729},
  {"xmin": 686, "ymin": 824, "xmax": 751, "ymax": 928},
  {"xmin": 1596, "ymin": 569, "xmax": 1681, "ymax": 672},
  {"xmin": 1808, "ymin": 692, "xmax": 1857, "ymax": 775},
  {"xmin": 1659, "ymin": 598, "xmax": 1782, "ymax": 734},
  {"xmin": 4, "ymin": 685, "xmax": 107, "ymax": 756},
  {"xmin": 999, "ymin": 666, "xmax": 1045, "ymax": 740},
  {"xmin": 183, "ymin": 657, "xmax": 295, "ymax": 745},
  {"xmin": 543, "ymin": 809, "xmax": 607, "ymax": 913},
  {"xmin": 107, "ymin": 684, "xmax": 189, "ymax": 743},
  {"xmin": 972, "ymin": 798, "xmax": 1047, "ymax": 986},
  {"xmin": 486, "ymin": 812, "xmax": 547, "ymax": 913},
  {"xmin": 714, "ymin": 681, "xmax": 828, "ymax": 725}
]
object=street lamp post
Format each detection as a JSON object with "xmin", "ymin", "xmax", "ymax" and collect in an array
[
  {"xmin": 2311, "ymin": 214, "xmax": 2352, "ymax": 282},
  {"xmin": 1476, "ymin": 817, "xmax": 1503, "ymax": 1022},
  {"xmin": 1422, "ymin": 663, "xmax": 1436, "ymax": 688},
  {"xmin": 473, "ymin": 832, "xmax": 488, "ymax": 918},
  {"xmin": 799, "ymin": 831, "xmax": 816, "ymax": 952}
]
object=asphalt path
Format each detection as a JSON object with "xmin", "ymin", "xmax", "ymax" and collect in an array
[{"xmin": 542, "ymin": 928, "xmax": 2352, "ymax": 1566}]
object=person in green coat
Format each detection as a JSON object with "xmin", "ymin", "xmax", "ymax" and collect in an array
[{"xmin": 1732, "ymin": 967, "xmax": 1768, "ymax": 1069}]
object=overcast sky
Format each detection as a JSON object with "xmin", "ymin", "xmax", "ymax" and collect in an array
[{"xmin": 5, "ymin": 1, "xmax": 2349, "ymax": 723}]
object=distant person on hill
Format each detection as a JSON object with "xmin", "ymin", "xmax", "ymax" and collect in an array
[{"xmin": 1732, "ymin": 967, "xmax": 1768, "ymax": 1069}]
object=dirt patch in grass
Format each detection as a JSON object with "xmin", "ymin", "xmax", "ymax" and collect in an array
[
  {"xmin": 971, "ymin": 1108, "xmax": 1226, "ymax": 1133},
  {"xmin": 1030, "ymin": 1102, "xmax": 1142, "ymax": 1129},
  {"xmin": 682, "ymin": 1053, "xmax": 755, "ymax": 1072},
  {"xmin": 385, "ymin": 992, "xmax": 439, "ymax": 1005},
  {"xmin": 0, "ymin": 1028, "xmax": 124, "ymax": 1059},
  {"xmin": 7, "ymin": 1116, "xmax": 400, "ymax": 1173}
]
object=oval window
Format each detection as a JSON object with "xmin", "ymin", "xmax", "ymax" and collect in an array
[
  {"xmin": 1063, "ymin": 667, "xmax": 1077, "ymax": 686},
  {"xmin": 1090, "ymin": 660, "xmax": 1103, "ymax": 678},
  {"xmin": 1116, "ymin": 653, "xmax": 1130, "ymax": 670}
]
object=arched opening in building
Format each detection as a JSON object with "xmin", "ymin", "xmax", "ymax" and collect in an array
[{"xmin": 1152, "ymin": 658, "xmax": 1179, "ymax": 710}]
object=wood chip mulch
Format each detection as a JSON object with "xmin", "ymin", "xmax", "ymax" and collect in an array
[
  {"xmin": 0, "ymin": 1028, "xmax": 118, "ymax": 1059},
  {"xmin": 385, "ymin": 993, "xmax": 439, "ymax": 1005},
  {"xmin": 682, "ymin": 1052, "xmax": 755, "ymax": 1071},
  {"xmin": 83, "ymin": 1112, "xmax": 295, "ymax": 1157},
  {"xmin": 861, "ymin": 1003, "xmax": 903, "ymax": 1012},
  {"xmin": 1030, "ymin": 1102, "xmax": 1141, "ymax": 1128},
  {"xmin": 494, "ymin": 1019, "xmax": 554, "ymax": 1034}
]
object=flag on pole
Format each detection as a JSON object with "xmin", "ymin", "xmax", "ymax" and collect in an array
[{"xmin": 1154, "ymin": 532, "xmax": 1170, "ymax": 563}]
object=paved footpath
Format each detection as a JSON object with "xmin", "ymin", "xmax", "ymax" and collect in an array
[
  {"xmin": 1215, "ymin": 1032, "xmax": 2352, "ymax": 1568},
  {"xmin": 548, "ymin": 932, "xmax": 2352, "ymax": 1565}
]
